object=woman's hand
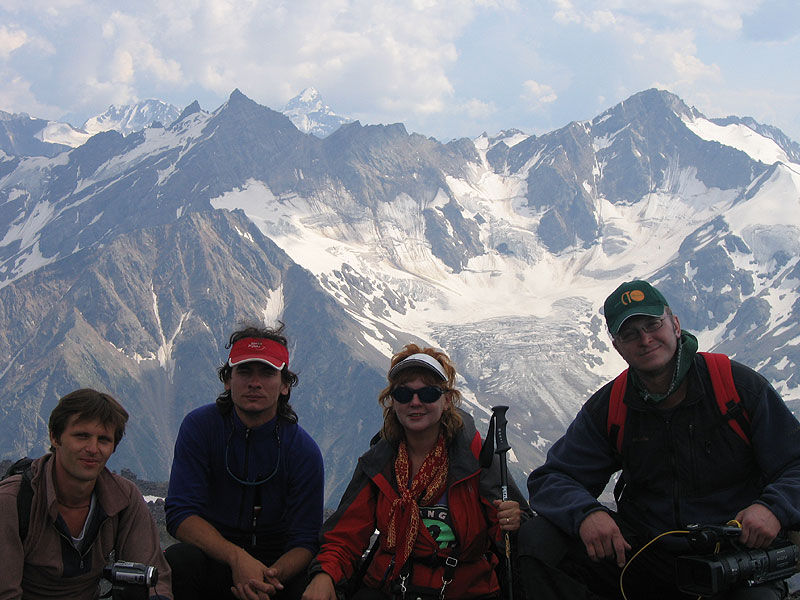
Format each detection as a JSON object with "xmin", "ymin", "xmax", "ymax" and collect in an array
[{"xmin": 494, "ymin": 499, "xmax": 522, "ymax": 531}]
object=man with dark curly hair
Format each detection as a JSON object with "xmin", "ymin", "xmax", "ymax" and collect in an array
[{"xmin": 166, "ymin": 324, "xmax": 324, "ymax": 600}]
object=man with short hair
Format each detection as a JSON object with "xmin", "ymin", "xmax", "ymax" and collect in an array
[
  {"xmin": 522, "ymin": 280, "xmax": 800, "ymax": 599},
  {"xmin": 165, "ymin": 324, "xmax": 324, "ymax": 600},
  {"xmin": 0, "ymin": 388, "xmax": 173, "ymax": 600}
]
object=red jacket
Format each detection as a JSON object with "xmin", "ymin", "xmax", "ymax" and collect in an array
[{"xmin": 311, "ymin": 410, "xmax": 528, "ymax": 598}]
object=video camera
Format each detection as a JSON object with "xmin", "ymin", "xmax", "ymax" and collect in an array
[
  {"xmin": 676, "ymin": 524, "xmax": 799, "ymax": 596},
  {"xmin": 101, "ymin": 561, "xmax": 158, "ymax": 600}
]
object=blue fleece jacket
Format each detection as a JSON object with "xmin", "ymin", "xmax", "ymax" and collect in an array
[
  {"xmin": 529, "ymin": 356, "xmax": 800, "ymax": 539},
  {"xmin": 166, "ymin": 403, "xmax": 324, "ymax": 555}
]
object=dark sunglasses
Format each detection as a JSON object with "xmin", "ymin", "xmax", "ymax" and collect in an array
[{"xmin": 391, "ymin": 385, "xmax": 444, "ymax": 404}]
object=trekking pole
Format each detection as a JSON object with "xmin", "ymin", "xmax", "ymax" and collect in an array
[{"xmin": 492, "ymin": 405, "xmax": 514, "ymax": 600}]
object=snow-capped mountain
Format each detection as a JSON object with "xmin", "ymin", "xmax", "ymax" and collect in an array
[
  {"xmin": 1, "ymin": 90, "xmax": 346, "ymax": 159},
  {"xmin": 82, "ymin": 99, "xmax": 183, "ymax": 137},
  {"xmin": 0, "ymin": 88, "xmax": 798, "ymax": 504},
  {"xmin": 282, "ymin": 87, "xmax": 352, "ymax": 137},
  {"xmin": 0, "ymin": 109, "xmax": 88, "ymax": 156},
  {"xmin": 0, "ymin": 99, "xmax": 183, "ymax": 158}
]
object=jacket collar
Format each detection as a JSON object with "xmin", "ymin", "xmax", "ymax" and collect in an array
[
  {"xmin": 624, "ymin": 355, "xmax": 704, "ymax": 412},
  {"xmin": 35, "ymin": 454, "xmax": 130, "ymax": 520}
]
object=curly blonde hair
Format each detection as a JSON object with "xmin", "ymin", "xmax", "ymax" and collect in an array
[{"xmin": 378, "ymin": 344, "xmax": 463, "ymax": 445}]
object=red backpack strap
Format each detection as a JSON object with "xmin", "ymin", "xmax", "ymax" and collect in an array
[
  {"xmin": 700, "ymin": 352, "xmax": 751, "ymax": 445},
  {"xmin": 607, "ymin": 370, "xmax": 629, "ymax": 454}
]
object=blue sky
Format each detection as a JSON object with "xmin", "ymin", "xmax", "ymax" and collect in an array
[{"xmin": 1, "ymin": 0, "xmax": 798, "ymax": 142}]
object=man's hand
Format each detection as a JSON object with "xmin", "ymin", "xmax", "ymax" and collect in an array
[
  {"xmin": 735, "ymin": 504, "xmax": 781, "ymax": 549},
  {"xmin": 301, "ymin": 572, "xmax": 338, "ymax": 600},
  {"xmin": 230, "ymin": 548, "xmax": 284, "ymax": 600},
  {"xmin": 578, "ymin": 510, "xmax": 631, "ymax": 567}
]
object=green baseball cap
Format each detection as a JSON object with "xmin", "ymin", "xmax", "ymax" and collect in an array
[{"xmin": 604, "ymin": 280, "xmax": 669, "ymax": 335}]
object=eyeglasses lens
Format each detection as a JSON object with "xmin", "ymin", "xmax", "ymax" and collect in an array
[
  {"xmin": 618, "ymin": 317, "xmax": 664, "ymax": 343},
  {"xmin": 391, "ymin": 386, "xmax": 443, "ymax": 404}
]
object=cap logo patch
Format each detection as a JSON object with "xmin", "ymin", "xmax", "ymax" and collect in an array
[
  {"xmin": 621, "ymin": 289, "xmax": 646, "ymax": 305},
  {"xmin": 228, "ymin": 337, "xmax": 289, "ymax": 369}
]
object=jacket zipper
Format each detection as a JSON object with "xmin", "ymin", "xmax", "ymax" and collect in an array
[
  {"xmin": 55, "ymin": 516, "xmax": 105, "ymax": 573},
  {"xmin": 665, "ymin": 416, "xmax": 682, "ymax": 526},
  {"xmin": 237, "ymin": 428, "xmax": 252, "ymax": 532},
  {"xmin": 688, "ymin": 423, "xmax": 697, "ymax": 494},
  {"xmin": 243, "ymin": 428, "xmax": 263, "ymax": 547}
]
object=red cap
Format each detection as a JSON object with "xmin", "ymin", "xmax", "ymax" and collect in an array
[{"xmin": 228, "ymin": 337, "xmax": 289, "ymax": 370}]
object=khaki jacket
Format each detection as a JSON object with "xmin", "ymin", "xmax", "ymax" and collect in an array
[{"xmin": 0, "ymin": 454, "xmax": 172, "ymax": 600}]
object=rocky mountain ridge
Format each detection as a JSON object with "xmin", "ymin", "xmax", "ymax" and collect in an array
[{"xmin": 1, "ymin": 88, "xmax": 798, "ymax": 504}]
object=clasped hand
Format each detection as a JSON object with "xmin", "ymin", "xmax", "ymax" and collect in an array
[{"xmin": 231, "ymin": 549, "xmax": 284, "ymax": 600}]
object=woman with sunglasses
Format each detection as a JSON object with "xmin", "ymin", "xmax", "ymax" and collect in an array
[{"xmin": 302, "ymin": 344, "xmax": 527, "ymax": 600}]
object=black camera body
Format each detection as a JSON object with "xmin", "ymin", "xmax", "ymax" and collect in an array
[
  {"xmin": 676, "ymin": 524, "xmax": 799, "ymax": 596},
  {"xmin": 102, "ymin": 562, "xmax": 158, "ymax": 600}
]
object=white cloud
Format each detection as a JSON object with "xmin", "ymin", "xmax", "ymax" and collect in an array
[
  {"xmin": 0, "ymin": 0, "xmax": 85, "ymax": 13},
  {"xmin": 0, "ymin": 26, "xmax": 28, "ymax": 59},
  {"xmin": 547, "ymin": 3, "xmax": 724, "ymax": 93},
  {"xmin": 459, "ymin": 98, "xmax": 496, "ymax": 118},
  {"xmin": 587, "ymin": 10, "xmax": 617, "ymax": 30},
  {"xmin": 521, "ymin": 80, "xmax": 558, "ymax": 108},
  {"xmin": 669, "ymin": 49, "xmax": 722, "ymax": 85},
  {"xmin": 623, "ymin": 26, "xmax": 723, "ymax": 87},
  {"xmin": 548, "ymin": 0, "xmax": 758, "ymax": 34},
  {"xmin": 34, "ymin": 0, "xmax": 480, "ymax": 122},
  {"xmin": 552, "ymin": 0, "xmax": 581, "ymax": 25},
  {"xmin": 0, "ymin": 0, "xmax": 796, "ymax": 143},
  {"xmin": 0, "ymin": 74, "xmax": 60, "ymax": 118},
  {"xmin": 101, "ymin": 11, "xmax": 183, "ymax": 85}
]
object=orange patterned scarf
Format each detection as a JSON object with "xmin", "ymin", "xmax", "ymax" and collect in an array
[{"xmin": 385, "ymin": 434, "xmax": 449, "ymax": 577}]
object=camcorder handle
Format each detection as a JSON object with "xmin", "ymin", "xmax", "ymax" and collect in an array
[{"xmin": 686, "ymin": 523, "xmax": 742, "ymax": 552}]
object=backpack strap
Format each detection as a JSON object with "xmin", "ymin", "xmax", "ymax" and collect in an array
[
  {"xmin": 699, "ymin": 352, "xmax": 750, "ymax": 445},
  {"xmin": 2, "ymin": 457, "xmax": 34, "ymax": 542},
  {"xmin": 17, "ymin": 468, "xmax": 34, "ymax": 542},
  {"xmin": 606, "ymin": 354, "xmax": 751, "ymax": 454},
  {"xmin": 607, "ymin": 370, "xmax": 629, "ymax": 455}
]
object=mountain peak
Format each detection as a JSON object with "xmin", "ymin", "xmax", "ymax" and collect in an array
[
  {"xmin": 176, "ymin": 100, "xmax": 203, "ymax": 122},
  {"xmin": 229, "ymin": 88, "xmax": 248, "ymax": 102},
  {"xmin": 299, "ymin": 87, "xmax": 322, "ymax": 105},
  {"xmin": 282, "ymin": 88, "xmax": 351, "ymax": 138},
  {"xmin": 83, "ymin": 99, "xmax": 182, "ymax": 137},
  {"xmin": 0, "ymin": 110, "xmax": 82, "ymax": 156}
]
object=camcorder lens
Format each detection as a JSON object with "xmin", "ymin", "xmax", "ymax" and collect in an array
[
  {"xmin": 102, "ymin": 561, "xmax": 158, "ymax": 597},
  {"xmin": 676, "ymin": 540, "xmax": 798, "ymax": 596}
]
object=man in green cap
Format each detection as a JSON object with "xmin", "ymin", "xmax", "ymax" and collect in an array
[{"xmin": 520, "ymin": 280, "xmax": 800, "ymax": 599}]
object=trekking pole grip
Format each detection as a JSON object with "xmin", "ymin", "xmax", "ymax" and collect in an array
[{"xmin": 492, "ymin": 405, "xmax": 511, "ymax": 454}]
